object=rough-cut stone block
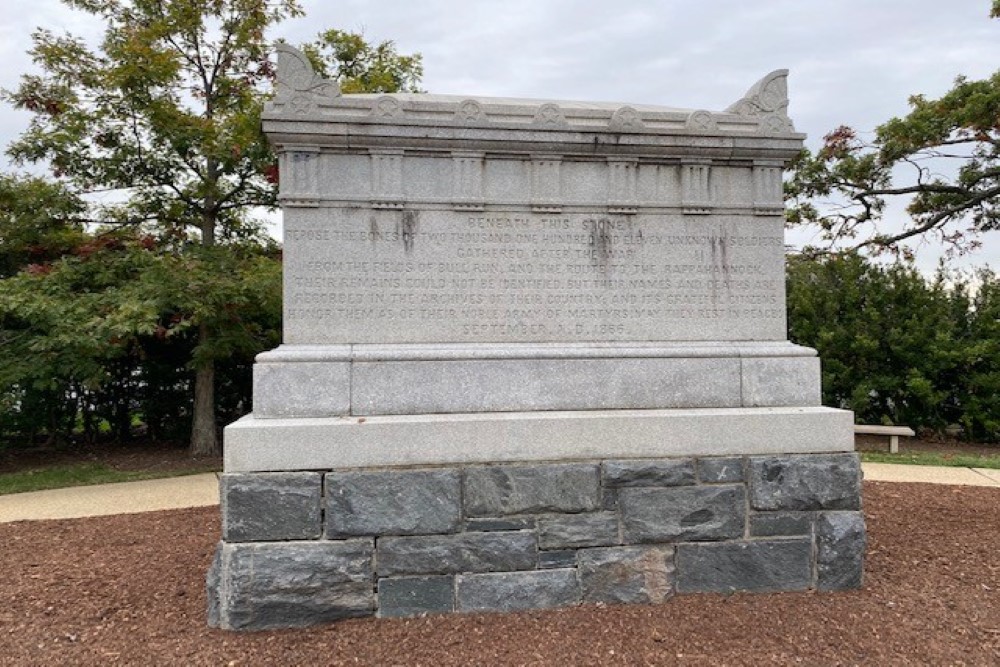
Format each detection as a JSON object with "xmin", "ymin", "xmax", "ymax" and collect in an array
[
  {"xmin": 741, "ymin": 357, "xmax": 821, "ymax": 407},
  {"xmin": 620, "ymin": 486, "xmax": 745, "ymax": 543},
  {"xmin": 749, "ymin": 453, "xmax": 862, "ymax": 511},
  {"xmin": 206, "ymin": 546, "xmax": 222, "ymax": 627},
  {"xmin": 538, "ymin": 512, "xmax": 620, "ymax": 550},
  {"xmin": 676, "ymin": 539, "xmax": 812, "ymax": 593},
  {"xmin": 464, "ymin": 517, "xmax": 536, "ymax": 532},
  {"xmin": 538, "ymin": 550, "xmax": 577, "ymax": 569},
  {"xmin": 253, "ymin": 361, "xmax": 350, "ymax": 417},
  {"xmin": 377, "ymin": 531, "xmax": 537, "ymax": 577},
  {"xmin": 578, "ymin": 546, "xmax": 675, "ymax": 604},
  {"xmin": 750, "ymin": 512, "xmax": 813, "ymax": 537},
  {"xmin": 456, "ymin": 569, "xmax": 580, "ymax": 613},
  {"xmin": 464, "ymin": 464, "xmax": 600, "ymax": 516},
  {"xmin": 377, "ymin": 575, "xmax": 455, "ymax": 618},
  {"xmin": 697, "ymin": 457, "xmax": 745, "ymax": 483},
  {"xmin": 602, "ymin": 459, "xmax": 696, "ymax": 487},
  {"xmin": 212, "ymin": 540, "xmax": 374, "ymax": 630},
  {"xmin": 221, "ymin": 473, "xmax": 322, "ymax": 542},
  {"xmin": 602, "ymin": 488, "xmax": 619, "ymax": 510},
  {"xmin": 816, "ymin": 511, "xmax": 866, "ymax": 590},
  {"xmin": 326, "ymin": 469, "xmax": 461, "ymax": 537}
]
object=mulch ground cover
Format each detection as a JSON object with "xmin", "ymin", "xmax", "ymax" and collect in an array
[
  {"xmin": 1, "ymin": 481, "xmax": 998, "ymax": 666},
  {"xmin": 0, "ymin": 443, "xmax": 221, "ymax": 476}
]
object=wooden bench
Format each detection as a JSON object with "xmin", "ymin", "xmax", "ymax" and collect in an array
[{"xmin": 854, "ymin": 425, "xmax": 916, "ymax": 453}]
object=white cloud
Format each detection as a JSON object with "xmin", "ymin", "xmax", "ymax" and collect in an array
[{"xmin": 2, "ymin": 0, "xmax": 998, "ymax": 270}]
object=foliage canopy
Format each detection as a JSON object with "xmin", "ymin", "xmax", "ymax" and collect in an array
[
  {"xmin": 785, "ymin": 6, "xmax": 1000, "ymax": 257},
  {"xmin": 787, "ymin": 255, "xmax": 1000, "ymax": 441},
  {"xmin": 1, "ymin": 0, "xmax": 422, "ymax": 454}
]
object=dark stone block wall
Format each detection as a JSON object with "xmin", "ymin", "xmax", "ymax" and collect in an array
[{"xmin": 208, "ymin": 452, "xmax": 865, "ymax": 630}]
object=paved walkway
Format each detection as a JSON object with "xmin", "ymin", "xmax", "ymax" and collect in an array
[
  {"xmin": 0, "ymin": 463, "xmax": 998, "ymax": 524},
  {"xmin": 862, "ymin": 462, "xmax": 1000, "ymax": 486},
  {"xmin": 0, "ymin": 473, "xmax": 220, "ymax": 523}
]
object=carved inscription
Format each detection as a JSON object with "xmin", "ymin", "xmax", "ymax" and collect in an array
[{"xmin": 284, "ymin": 210, "xmax": 786, "ymax": 344}]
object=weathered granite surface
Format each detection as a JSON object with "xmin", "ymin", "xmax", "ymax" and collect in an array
[
  {"xmin": 208, "ymin": 540, "xmax": 374, "ymax": 630},
  {"xmin": 220, "ymin": 473, "xmax": 322, "ymax": 542},
  {"xmin": 603, "ymin": 459, "xmax": 696, "ymax": 487},
  {"xmin": 749, "ymin": 453, "xmax": 862, "ymax": 511},
  {"xmin": 697, "ymin": 456, "xmax": 745, "ymax": 483},
  {"xmin": 224, "ymin": 407, "xmax": 856, "ymax": 472},
  {"xmin": 376, "ymin": 531, "xmax": 537, "ymax": 576},
  {"xmin": 463, "ymin": 464, "xmax": 601, "ymax": 516},
  {"xmin": 208, "ymin": 48, "xmax": 864, "ymax": 630},
  {"xmin": 377, "ymin": 575, "xmax": 455, "ymax": 618},
  {"xmin": 456, "ymin": 569, "xmax": 581, "ymax": 613},
  {"xmin": 620, "ymin": 486, "xmax": 746, "ymax": 543},
  {"xmin": 538, "ymin": 512, "xmax": 620, "ymax": 550},
  {"xmin": 325, "ymin": 469, "xmax": 461, "ymax": 537},
  {"xmin": 210, "ymin": 453, "xmax": 864, "ymax": 629},
  {"xmin": 816, "ymin": 511, "xmax": 867, "ymax": 590},
  {"xmin": 675, "ymin": 539, "xmax": 813, "ymax": 593},
  {"xmin": 578, "ymin": 546, "xmax": 675, "ymax": 604}
]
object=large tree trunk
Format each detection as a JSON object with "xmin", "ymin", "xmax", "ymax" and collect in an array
[
  {"xmin": 190, "ymin": 154, "xmax": 220, "ymax": 458},
  {"xmin": 190, "ymin": 325, "xmax": 219, "ymax": 457}
]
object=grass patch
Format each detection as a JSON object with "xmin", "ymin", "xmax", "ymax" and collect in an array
[
  {"xmin": 0, "ymin": 463, "xmax": 216, "ymax": 496},
  {"xmin": 860, "ymin": 451, "xmax": 1000, "ymax": 469}
]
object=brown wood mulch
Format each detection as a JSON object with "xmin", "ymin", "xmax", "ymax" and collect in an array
[{"xmin": 1, "ymin": 481, "xmax": 998, "ymax": 666}]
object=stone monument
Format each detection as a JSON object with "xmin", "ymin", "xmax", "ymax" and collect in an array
[{"xmin": 207, "ymin": 45, "xmax": 865, "ymax": 630}]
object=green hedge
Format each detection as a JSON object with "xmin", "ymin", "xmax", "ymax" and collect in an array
[{"xmin": 787, "ymin": 255, "xmax": 999, "ymax": 441}]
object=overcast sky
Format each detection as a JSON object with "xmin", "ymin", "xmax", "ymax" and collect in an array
[{"xmin": 1, "ymin": 0, "xmax": 998, "ymax": 273}]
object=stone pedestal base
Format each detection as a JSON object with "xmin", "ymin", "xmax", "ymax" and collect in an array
[{"xmin": 208, "ymin": 412, "xmax": 865, "ymax": 630}]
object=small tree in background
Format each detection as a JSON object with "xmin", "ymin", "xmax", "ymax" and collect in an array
[
  {"xmin": 2, "ymin": 1, "xmax": 422, "ymax": 456},
  {"xmin": 785, "ymin": 5, "xmax": 1000, "ymax": 257},
  {"xmin": 303, "ymin": 29, "xmax": 424, "ymax": 93},
  {"xmin": 787, "ymin": 254, "xmax": 1000, "ymax": 441}
]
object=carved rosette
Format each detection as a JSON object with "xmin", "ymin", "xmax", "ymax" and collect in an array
[
  {"xmin": 532, "ymin": 103, "xmax": 568, "ymax": 128},
  {"xmin": 370, "ymin": 149, "xmax": 405, "ymax": 209},
  {"xmin": 685, "ymin": 110, "xmax": 717, "ymax": 133},
  {"xmin": 455, "ymin": 99, "xmax": 488, "ymax": 125},
  {"xmin": 609, "ymin": 106, "xmax": 645, "ymax": 132},
  {"xmin": 372, "ymin": 96, "xmax": 405, "ymax": 120}
]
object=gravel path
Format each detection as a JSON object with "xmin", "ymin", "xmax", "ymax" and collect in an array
[{"xmin": 1, "ymin": 481, "xmax": 998, "ymax": 665}]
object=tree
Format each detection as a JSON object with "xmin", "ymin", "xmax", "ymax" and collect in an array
[
  {"xmin": 3, "ymin": 1, "xmax": 422, "ymax": 455},
  {"xmin": 786, "ymin": 254, "xmax": 1000, "ymax": 441},
  {"xmin": 0, "ymin": 229, "xmax": 282, "ymax": 447},
  {"xmin": 303, "ymin": 29, "xmax": 423, "ymax": 94},
  {"xmin": 4, "ymin": 0, "xmax": 300, "ymax": 456},
  {"xmin": 785, "ymin": 6, "xmax": 1000, "ymax": 257},
  {"xmin": 0, "ymin": 174, "xmax": 87, "ymax": 278}
]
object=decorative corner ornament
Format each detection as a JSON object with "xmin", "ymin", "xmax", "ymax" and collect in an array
[
  {"xmin": 272, "ymin": 44, "xmax": 341, "ymax": 114},
  {"xmin": 726, "ymin": 70, "xmax": 796, "ymax": 134}
]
